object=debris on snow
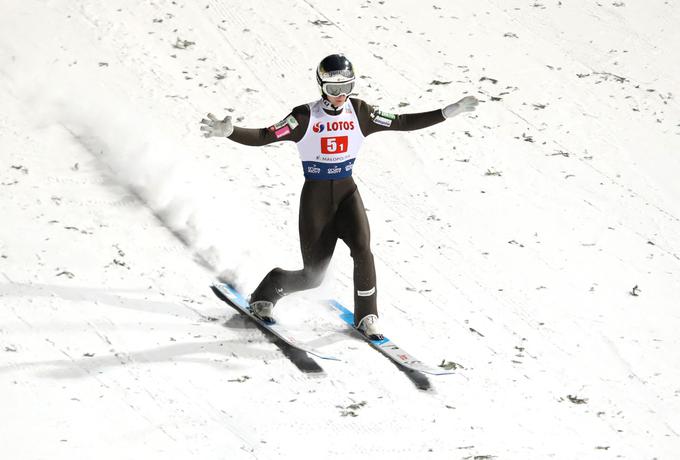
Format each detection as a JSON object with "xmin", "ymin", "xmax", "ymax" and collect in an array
[
  {"xmin": 309, "ymin": 19, "xmax": 333, "ymax": 26},
  {"xmin": 566, "ymin": 394, "xmax": 588, "ymax": 405},
  {"xmin": 173, "ymin": 38, "xmax": 195, "ymax": 49},
  {"xmin": 439, "ymin": 360, "xmax": 464, "ymax": 370},
  {"xmin": 337, "ymin": 401, "xmax": 367, "ymax": 417}
]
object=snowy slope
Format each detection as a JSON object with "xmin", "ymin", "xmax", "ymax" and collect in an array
[{"xmin": 1, "ymin": 0, "xmax": 679, "ymax": 459}]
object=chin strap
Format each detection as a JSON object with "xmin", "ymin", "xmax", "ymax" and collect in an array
[{"xmin": 321, "ymin": 95, "xmax": 344, "ymax": 114}]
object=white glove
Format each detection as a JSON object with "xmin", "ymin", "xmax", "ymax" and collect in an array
[
  {"xmin": 200, "ymin": 113, "xmax": 234, "ymax": 138},
  {"xmin": 442, "ymin": 96, "xmax": 479, "ymax": 119}
]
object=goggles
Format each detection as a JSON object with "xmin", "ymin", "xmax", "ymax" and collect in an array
[{"xmin": 321, "ymin": 80, "xmax": 355, "ymax": 97}]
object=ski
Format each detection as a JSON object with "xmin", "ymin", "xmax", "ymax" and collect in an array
[
  {"xmin": 327, "ymin": 299, "xmax": 456, "ymax": 376},
  {"xmin": 212, "ymin": 282, "xmax": 339, "ymax": 361}
]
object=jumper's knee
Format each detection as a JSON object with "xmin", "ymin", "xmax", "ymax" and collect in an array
[{"xmin": 302, "ymin": 267, "xmax": 325, "ymax": 289}]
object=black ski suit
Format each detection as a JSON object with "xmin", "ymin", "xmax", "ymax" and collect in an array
[{"xmin": 227, "ymin": 97, "xmax": 445, "ymax": 325}]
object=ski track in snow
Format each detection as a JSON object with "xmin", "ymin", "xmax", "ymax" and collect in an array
[{"xmin": 1, "ymin": 0, "xmax": 680, "ymax": 459}]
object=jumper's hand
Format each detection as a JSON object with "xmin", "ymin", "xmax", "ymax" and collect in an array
[
  {"xmin": 442, "ymin": 96, "xmax": 479, "ymax": 119},
  {"xmin": 200, "ymin": 113, "xmax": 234, "ymax": 138}
]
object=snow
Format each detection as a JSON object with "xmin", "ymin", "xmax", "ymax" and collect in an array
[{"xmin": 1, "ymin": 0, "xmax": 679, "ymax": 458}]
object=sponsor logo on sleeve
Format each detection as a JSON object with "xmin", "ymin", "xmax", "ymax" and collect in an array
[
  {"xmin": 372, "ymin": 115, "xmax": 392, "ymax": 127},
  {"xmin": 370, "ymin": 108, "xmax": 395, "ymax": 127},
  {"xmin": 268, "ymin": 119, "xmax": 286, "ymax": 131},
  {"xmin": 268, "ymin": 115, "xmax": 299, "ymax": 136},
  {"xmin": 377, "ymin": 110, "xmax": 396, "ymax": 120},
  {"xmin": 286, "ymin": 115, "xmax": 299, "ymax": 130},
  {"xmin": 274, "ymin": 125, "xmax": 291, "ymax": 138}
]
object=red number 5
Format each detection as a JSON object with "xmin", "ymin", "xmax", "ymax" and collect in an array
[{"xmin": 321, "ymin": 136, "xmax": 348, "ymax": 154}]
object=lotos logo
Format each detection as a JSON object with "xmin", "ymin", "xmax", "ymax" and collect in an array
[{"xmin": 314, "ymin": 121, "xmax": 355, "ymax": 133}]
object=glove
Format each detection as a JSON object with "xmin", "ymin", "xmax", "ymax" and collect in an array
[
  {"xmin": 200, "ymin": 113, "xmax": 234, "ymax": 138},
  {"xmin": 442, "ymin": 96, "xmax": 479, "ymax": 119}
]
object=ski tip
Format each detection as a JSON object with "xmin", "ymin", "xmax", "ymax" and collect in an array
[{"xmin": 210, "ymin": 283, "xmax": 227, "ymax": 300}]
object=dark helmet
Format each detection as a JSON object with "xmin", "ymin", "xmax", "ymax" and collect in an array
[{"xmin": 316, "ymin": 54, "xmax": 355, "ymax": 97}]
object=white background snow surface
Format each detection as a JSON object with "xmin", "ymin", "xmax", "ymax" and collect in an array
[{"xmin": 1, "ymin": 0, "xmax": 679, "ymax": 459}]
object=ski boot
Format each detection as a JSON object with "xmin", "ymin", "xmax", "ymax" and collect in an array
[
  {"xmin": 357, "ymin": 314, "xmax": 384, "ymax": 341},
  {"xmin": 249, "ymin": 300, "xmax": 275, "ymax": 324}
]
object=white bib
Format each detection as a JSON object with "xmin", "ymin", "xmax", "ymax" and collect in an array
[{"xmin": 296, "ymin": 99, "xmax": 365, "ymax": 179}]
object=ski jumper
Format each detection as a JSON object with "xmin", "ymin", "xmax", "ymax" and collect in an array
[{"xmin": 227, "ymin": 97, "xmax": 445, "ymax": 325}]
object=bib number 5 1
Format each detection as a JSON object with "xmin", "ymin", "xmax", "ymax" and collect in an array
[{"xmin": 321, "ymin": 136, "xmax": 348, "ymax": 154}]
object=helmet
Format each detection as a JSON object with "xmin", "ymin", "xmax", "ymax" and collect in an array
[{"xmin": 316, "ymin": 54, "xmax": 355, "ymax": 97}]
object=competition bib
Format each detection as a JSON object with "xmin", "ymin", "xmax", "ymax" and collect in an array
[{"xmin": 296, "ymin": 99, "xmax": 365, "ymax": 179}]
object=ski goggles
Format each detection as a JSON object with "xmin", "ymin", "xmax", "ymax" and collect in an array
[{"xmin": 321, "ymin": 80, "xmax": 355, "ymax": 97}]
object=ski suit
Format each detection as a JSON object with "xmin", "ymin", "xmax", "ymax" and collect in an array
[{"xmin": 227, "ymin": 97, "xmax": 445, "ymax": 325}]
